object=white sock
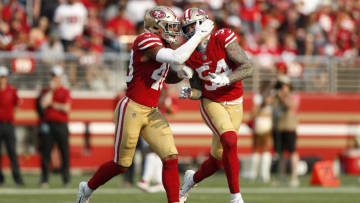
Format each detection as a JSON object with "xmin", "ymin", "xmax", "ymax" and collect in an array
[
  {"xmin": 153, "ymin": 153, "xmax": 163, "ymax": 184},
  {"xmin": 231, "ymin": 193, "xmax": 244, "ymax": 203},
  {"xmin": 260, "ymin": 152, "xmax": 272, "ymax": 183},
  {"xmin": 142, "ymin": 152, "xmax": 157, "ymax": 182},
  {"xmin": 249, "ymin": 153, "xmax": 260, "ymax": 179},
  {"xmin": 85, "ymin": 182, "xmax": 93, "ymax": 196}
]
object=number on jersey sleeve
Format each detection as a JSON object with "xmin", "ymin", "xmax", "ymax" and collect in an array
[
  {"xmin": 126, "ymin": 50, "xmax": 134, "ymax": 82},
  {"xmin": 151, "ymin": 63, "xmax": 169, "ymax": 90}
]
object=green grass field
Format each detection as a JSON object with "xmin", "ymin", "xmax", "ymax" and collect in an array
[{"xmin": 0, "ymin": 172, "xmax": 359, "ymax": 203}]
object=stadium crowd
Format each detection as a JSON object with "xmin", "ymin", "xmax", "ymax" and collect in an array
[{"xmin": 0, "ymin": 0, "xmax": 359, "ymax": 58}]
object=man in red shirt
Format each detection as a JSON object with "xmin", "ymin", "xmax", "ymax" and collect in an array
[
  {"xmin": 0, "ymin": 66, "xmax": 24, "ymax": 186},
  {"xmin": 39, "ymin": 65, "xmax": 71, "ymax": 187}
]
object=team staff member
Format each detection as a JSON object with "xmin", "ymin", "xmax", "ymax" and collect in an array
[
  {"xmin": 40, "ymin": 66, "xmax": 71, "ymax": 187},
  {"xmin": 0, "ymin": 66, "xmax": 24, "ymax": 186}
]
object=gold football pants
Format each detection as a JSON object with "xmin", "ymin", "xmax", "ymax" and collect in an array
[
  {"xmin": 200, "ymin": 98, "xmax": 243, "ymax": 160},
  {"xmin": 113, "ymin": 96, "xmax": 178, "ymax": 167}
]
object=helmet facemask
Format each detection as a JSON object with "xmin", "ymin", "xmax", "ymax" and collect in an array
[
  {"xmin": 182, "ymin": 19, "xmax": 206, "ymax": 40},
  {"xmin": 158, "ymin": 21, "xmax": 181, "ymax": 43}
]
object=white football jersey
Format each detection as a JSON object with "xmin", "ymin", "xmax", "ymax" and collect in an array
[{"xmin": 54, "ymin": 2, "xmax": 87, "ymax": 40}]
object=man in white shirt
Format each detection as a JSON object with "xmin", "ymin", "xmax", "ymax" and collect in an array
[{"xmin": 54, "ymin": 0, "xmax": 87, "ymax": 50}]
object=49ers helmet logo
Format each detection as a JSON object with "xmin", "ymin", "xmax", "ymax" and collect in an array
[{"xmin": 151, "ymin": 10, "xmax": 166, "ymax": 19}]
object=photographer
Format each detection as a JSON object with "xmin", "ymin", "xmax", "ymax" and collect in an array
[{"xmin": 272, "ymin": 76, "xmax": 300, "ymax": 187}]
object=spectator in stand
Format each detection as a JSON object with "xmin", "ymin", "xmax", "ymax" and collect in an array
[
  {"xmin": 33, "ymin": 0, "xmax": 63, "ymax": 23},
  {"xmin": 9, "ymin": 9, "xmax": 30, "ymax": 37},
  {"xmin": 1, "ymin": 0, "xmax": 27, "ymax": 28},
  {"xmin": 105, "ymin": 4, "xmax": 135, "ymax": 50},
  {"xmin": 0, "ymin": 66, "xmax": 24, "ymax": 186},
  {"xmin": 125, "ymin": 0, "xmax": 156, "ymax": 25},
  {"xmin": 29, "ymin": 16, "xmax": 50, "ymax": 51},
  {"xmin": 8, "ymin": 32, "xmax": 29, "ymax": 51},
  {"xmin": 239, "ymin": 0, "xmax": 262, "ymax": 36},
  {"xmin": 85, "ymin": 7, "xmax": 103, "ymax": 38},
  {"xmin": 54, "ymin": 0, "xmax": 88, "ymax": 51},
  {"xmin": 0, "ymin": 21, "xmax": 12, "ymax": 50},
  {"xmin": 272, "ymin": 75, "xmax": 300, "ymax": 187},
  {"xmin": 40, "ymin": 31, "xmax": 65, "ymax": 65},
  {"xmin": 39, "ymin": 65, "xmax": 71, "ymax": 187}
]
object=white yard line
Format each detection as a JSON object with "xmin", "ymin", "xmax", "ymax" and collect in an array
[{"xmin": 0, "ymin": 187, "xmax": 359, "ymax": 195}]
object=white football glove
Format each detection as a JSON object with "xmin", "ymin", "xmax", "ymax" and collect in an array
[
  {"xmin": 179, "ymin": 87, "xmax": 192, "ymax": 99},
  {"xmin": 194, "ymin": 19, "xmax": 214, "ymax": 39},
  {"xmin": 177, "ymin": 66, "xmax": 194, "ymax": 79},
  {"xmin": 208, "ymin": 72, "xmax": 230, "ymax": 88}
]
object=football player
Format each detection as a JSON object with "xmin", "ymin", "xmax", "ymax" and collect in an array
[
  {"xmin": 178, "ymin": 8, "xmax": 253, "ymax": 203},
  {"xmin": 77, "ymin": 6, "xmax": 214, "ymax": 203}
]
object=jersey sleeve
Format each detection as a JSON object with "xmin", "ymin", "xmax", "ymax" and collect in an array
[
  {"xmin": 216, "ymin": 28, "xmax": 238, "ymax": 48},
  {"xmin": 134, "ymin": 32, "xmax": 164, "ymax": 51}
]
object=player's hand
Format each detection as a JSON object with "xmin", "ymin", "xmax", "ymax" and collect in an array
[
  {"xmin": 177, "ymin": 66, "xmax": 194, "ymax": 79},
  {"xmin": 195, "ymin": 19, "xmax": 214, "ymax": 39},
  {"xmin": 179, "ymin": 87, "xmax": 192, "ymax": 99},
  {"xmin": 208, "ymin": 72, "xmax": 230, "ymax": 88}
]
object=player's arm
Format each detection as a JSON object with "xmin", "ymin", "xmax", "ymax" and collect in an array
[
  {"xmin": 225, "ymin": 41, "xmax": 254, "ymax": 83},
  {"xmin": 52, "ymin": 102, "xmax": 71, "ymax": 113},
  {"xmin": 179, "ymin": 72, "xmax": 202, "ymax": 100},
  {"xmin": 165, "ymin": 68, "xmax": 183, "ymax": 84},
  {"xmin": 189, "ymin": 73, "xmax": 202, "ymax": 100},
  {"xmin": 143, "ymin": 19, "xmax": 214, "ymax": 65},
  {"xmin": 208, "ymin": 41, "xmax": 253, "ymax": 87}
]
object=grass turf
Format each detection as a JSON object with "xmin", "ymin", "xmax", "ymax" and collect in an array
[{"xmin": 0, "ymin": 172, "xmax": 359, "ymax": 203}]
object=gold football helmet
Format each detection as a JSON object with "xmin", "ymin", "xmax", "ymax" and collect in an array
[
  {"xmin": 182, "ymin": 8, "xmax": 209, "ymax": 39},
  {"xmin": 144, "ymin": 6, "xmax": 181, "ymax": 43}
]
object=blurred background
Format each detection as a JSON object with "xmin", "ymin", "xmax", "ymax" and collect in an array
[{"xmin": 0, "ymin": 0, "xmax": 360, "ymax": 190}]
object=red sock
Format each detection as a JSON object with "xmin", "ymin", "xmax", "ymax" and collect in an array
[
  {"xmin": 193, "ymin": 154, "xmax": 222, "ymax": 183},
  {"xmin": 220, "ymin": 131, "xmax": 240, "ymax": 194},
  {"xmin": 162, "ymin": 158, "xmax": 179, "ymax": 203},
  {"xmin": 88, "ymin": 160, "xmax": 126, "ymax": 190}
]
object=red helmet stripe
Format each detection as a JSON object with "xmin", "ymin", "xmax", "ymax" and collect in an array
[{"xmin": 186, "ymin": 9, "xmax": 191, "ymax": 21}]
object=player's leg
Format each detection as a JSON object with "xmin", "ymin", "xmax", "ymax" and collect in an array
[
  {"xmin": 77, "ymin": 97, "xmax": 144, "ymax": 202},
  {"xmin": 53, "ymin": 123, "xmax": 70, "ymax": 185},
  {"xmin": 194, "ymin": 136, "xmax": 223, "ymax": 184},
  {"xmin": 200, "ymin": 98, "xmax": 244, "ymax": 202},
  {"xmin": 40, "ymin": 123, "xmax": 54, "ymax": 186},
  {"xmin": 223, "ymin": 102, "xmax": 244, "ymax": 202},
  {"xmin": 286, "ymin": 131, "xmax": 299, "ymax": 187},
  {"xmin": 142, "ymin": 110, "xmax": 179, "ymax": 203},
  {"xmin": 259, "ymin": 132, "xmax": 272, "ymax": 183},
  {"xmin": 247, "ymin": 134, "xmax": 260, "ymax": 180},
  {"xmin": 146, "ymin": 152, "xmax": 165, "ymax": 193},
  {"xmin": 137, "ymin": 151, "xmax": 159, "ymax": 192},
  {"xmin": 4, "ymin": 123, "xmax": 23, "ymax": 185}
]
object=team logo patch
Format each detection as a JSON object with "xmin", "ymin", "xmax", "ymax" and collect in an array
[
  {"xmin": 151, "ymin": 10, "xmax": 166, "ymax": 19},
  {"xmin": 132, "ymin": 113, "xmax": 136, "ymax": 118}
]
